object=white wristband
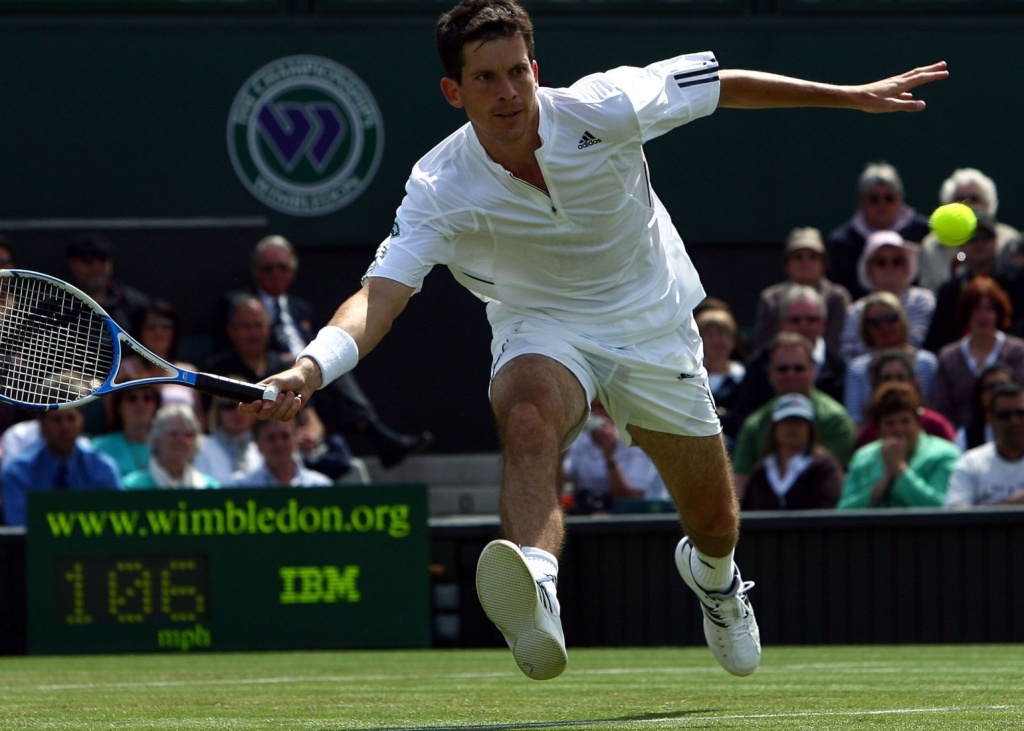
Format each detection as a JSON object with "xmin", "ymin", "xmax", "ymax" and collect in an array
[{"xmin": 297, "ymin": 326, "xmax": 360, "ymax": 389}]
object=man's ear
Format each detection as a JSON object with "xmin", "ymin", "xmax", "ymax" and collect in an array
[{"xmin": 440, "ymin": 77, "xmax": 463, "ymax": 108}]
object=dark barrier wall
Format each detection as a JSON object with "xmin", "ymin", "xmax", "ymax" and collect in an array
[
  {"xmin": 1, "ymin": 11, "xmax": 1022, "ymax": 453},
  {"xmin": 431, "ymin": 509, "xmax": 1024, "ymax": 648},
  {"xmin": 5, "ymin": 509, "xmax": 1023, "ymax": 654}
]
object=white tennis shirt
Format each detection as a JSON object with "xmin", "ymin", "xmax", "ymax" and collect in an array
[{"xmin": 365, "ymin": 52, "xmax": 720, "ymax": 347}]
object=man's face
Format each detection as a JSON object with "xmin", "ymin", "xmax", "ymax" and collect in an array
[
  {"xmin": 257, "ymin": 420, "xmax": 298, "ymax": 469},
  {"xmin": 253, "ymin": 245, "xmax": 296, "ymax": 298},
  {"xmin": 768, "ymin": 344, "xmax": 816, "ymax": 396},
  {"xmin": 860, "ymin": 183, "xmax": 901, "ymax": 230},
  {"xmin": 784, "ymin": 249, "xmax": 825, "ymax": 286},
  {"xmin": 227, "ymin": 301, "xmax": 270, "ymax": 358},
  {"xmin": 878, "ymin": 410, "xmax": 922, "ymax": 454},
  {"xmin": 40, "ymin": 409, "xmax": 83, "ymax": 459},
  {"xmin": 67, "ymin": 254, "xmax": 112, "ymax": 296},
  {"xmin": 440, "ymin": 34, "xmax": 540, "ymax": 152},
  {"xmin": 989, "ymin": 392, "xmax": 1024, "ymax": 451},
  {"xmin": 780, "ymin": 299, "xmax": 826, "ymax": 342}
]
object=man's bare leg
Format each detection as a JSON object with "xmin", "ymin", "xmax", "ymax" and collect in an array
[
  {"xmin": 491, "ymin": 354, "xmax": 587, "ymax": 553},
  {"xmin": 477, "ymin": 354, "xmax": 586, "ymax": 680},
  {"xmin": 626, "ymin": 427, "xmax": 738, "ymax": 558},
  {"xmin": 628, "ymin": 426, "xmax": 760, "ymax": 677}
]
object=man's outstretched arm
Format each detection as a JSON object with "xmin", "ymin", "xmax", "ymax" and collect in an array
[
  {"xmin": 244, "ymin": 277, "xmax": 415, "ymax": 421},
  {"xmin": 718, "ymin": 61, "xmax": 948, "ymax": 113}
]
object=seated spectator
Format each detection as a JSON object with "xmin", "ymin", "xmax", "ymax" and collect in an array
[
  {"xmin": 923, "ymin": 213, "xmax": 1024, "ymax": 353},
  {"xmin": 839, "ymin": 230, "xmax": 935, "ymax": 360},
  {"xmin": 123, "ymin": 404, "xmax": 218, "ymax": 489},
  {"xmin": 229, "ymin": 419, "xmax": 334, "ymax": 488},
  {"xmin": 752, "ymin": 226, "xmax": 851, "ymax": 354},
  {"xmin": 204, "ymin": 293, "xmax": 292, "ymax": 385},
  {"xmin": 826, "ymin": 161, "xmax": 931, "ymax": 301},
  {"xmin": 1, "ymin": 408, "xmax": 121, "ymax": 526},
  {"xmin": 945, "ymin": 382, "xmax": 1024, "ymax": 507},
  {"xmin": 724, "ymin": 286, "xmax": 845, "ymax": 438},
  {"xmin": 215, "ymin": 234, "xmax": 431, "ymax": 469},
  {"xmin": 931, "ymin": 277, "xmax": 1024, "ymax": 431},
  {"xmin": 91, "ymin": 386, "xmax": 160, "ymax": 478},
  {"xmin": 117, "ymin": 299, "xmax": 205, "ymax": 424},
  {"xmin": 956, "ymin": 362, "xmax": 1016, "ymax": 451},
  {"xmin": 560, "ymin": 400, "xmax": 668, "ymax": 514},
  {"xmin": 695, "ymin": 307, "xmax": 745, "ymax": 425},
  {"xmin": 294, "ymin": 406, "xmax": 358, "ymax": 482},
  {"xmin": 853, "ymin": 349, "xmax": 955, "ymax": 449},
  {"xmin": 841, "ymin": 292, "xmax": 938, "ymax": 426},
  {"xmin": 918, "ymin": 168, "xmax": 1022, "ymax": 292},
  {"xmin": 740, "ymin": 393, "xmax": 844, "ymax": 511},
  {"xmin": 732, "ymin": 332, "xmax": 856, "ymax": 496},
  {"xmin": 65, "ymin": 234, "xmax": 149, "ymax": 331},
  {"xmin": 194, "ymin": 394, "xmax": 262, "ymax": 484},
  {"xmin": 838, "ymin": 382, "xmax": 959, "ymax": 508}
]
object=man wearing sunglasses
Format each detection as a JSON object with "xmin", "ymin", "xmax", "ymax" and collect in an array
[
  {"xmin": 826, "ymin": 162, "xmax": 931, "ymax": 300},
  {"xmin": 945, "ymin": 381, "xmax": 1024, "ymax": 508}
]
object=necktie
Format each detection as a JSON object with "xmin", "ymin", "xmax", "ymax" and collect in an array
[
  {"xmin": 275, "ymin": 295, "xmax": 308, "ymax": 356},
  {"xmin": 54, "ymin": 463, "xmax": 70, "ymax": 490}
]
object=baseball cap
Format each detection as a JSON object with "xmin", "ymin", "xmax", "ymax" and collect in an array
[
  {"xmin": 784, "ymin": 227, "xmax": 826, "ymax": 258},
  {"xmin": 66, "ymin": 234, "xmax": 113, "ymax": 261},
  {"xmin": 771, "ymin": 393, "xmax": 815, "ymax": 423},
  {"xmin": 856, "ymin": 230, "xmax": 920, "ymax": 292}
]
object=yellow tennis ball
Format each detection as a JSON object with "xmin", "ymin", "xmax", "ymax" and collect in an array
[{"xmin": 929, "ymin": 202, "xmax": 978, "ymax": 247}]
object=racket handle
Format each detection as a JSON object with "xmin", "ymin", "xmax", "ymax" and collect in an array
[{"xmin": 193, "ymin": 373, "xmax": 280, "ymax": 403}]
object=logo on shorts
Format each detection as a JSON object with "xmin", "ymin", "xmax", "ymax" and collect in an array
[
  {"xmin": 677, "ymin": 373, "xmax": 696, "ymax": 380},
  {"xmin": 227, "ymin": 55, "xmax": 385, "ymax": 217}
]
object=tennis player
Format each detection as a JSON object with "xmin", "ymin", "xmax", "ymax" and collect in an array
[{"xmin": 246, "ymin": 0, "xmax": 947, "ymax": 680}]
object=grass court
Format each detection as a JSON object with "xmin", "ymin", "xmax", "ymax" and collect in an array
[{"xmin": 2, "ymin": 644, "xmax": 1021, "ymax": 730}]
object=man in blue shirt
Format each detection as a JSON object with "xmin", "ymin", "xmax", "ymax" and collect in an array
[{"xmin": 1, "ymin": 408, "xmax": 121, "ymax": 527}]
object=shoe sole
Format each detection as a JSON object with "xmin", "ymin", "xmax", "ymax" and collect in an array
[
  {"xmin": 675, "ymin": 538, "xmax": 760, "ymax": 677},
  {"xmin": 476, "ymin": 540, "xmax": 567, "ymax": 681}
]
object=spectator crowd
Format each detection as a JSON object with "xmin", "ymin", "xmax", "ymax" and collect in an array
[
  {"xmin": 0, "ymin": 233, "xmax": 433, "ymax": 526},
  {"xmin": 3, "ymin": 163, "xmax": 1024, "ymax": 525}
]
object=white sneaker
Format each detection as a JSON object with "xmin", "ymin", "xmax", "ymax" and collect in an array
[
  {"xmin": 675, "ymin": 537, "xmax": 761, "ymax": 676},
  {"xmin": 476, "ymin": 539, "xmax": 568, "ymax": 680}
]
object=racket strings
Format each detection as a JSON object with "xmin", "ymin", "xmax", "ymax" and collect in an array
[{"xmin": 0, "ymin": 276, "xmax": 115, "ymax": 406}]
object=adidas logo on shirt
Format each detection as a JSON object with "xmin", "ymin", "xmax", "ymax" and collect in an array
[{"xmin": 577, "ymin": 131, "xmax": 602, "ymax": 149}]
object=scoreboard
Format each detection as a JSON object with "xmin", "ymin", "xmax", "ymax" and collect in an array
[{"xmin": 26, "ymin": 485, "xmax": 430, "ymax": 654}]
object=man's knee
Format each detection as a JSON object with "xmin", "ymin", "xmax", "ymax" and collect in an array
[{"xmin": 683, "ymin": 500, "xmax": 739, "ymax": 540}]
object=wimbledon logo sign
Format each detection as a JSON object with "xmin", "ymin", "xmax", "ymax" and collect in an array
[{"xmin": 227, "ymin": 55, "xmax": 385, "ymax": 217}]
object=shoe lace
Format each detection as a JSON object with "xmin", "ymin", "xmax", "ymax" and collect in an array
[
  {"xmin": 702, "ymin": 580, "xmax": 755, "ymax": 628},
  {"xmin": 535, "ymin": 575, "xmax": 559, "ymax": 615}
]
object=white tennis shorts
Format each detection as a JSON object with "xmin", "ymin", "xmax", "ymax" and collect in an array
[{"xmin": 489, "ymin": 314, "xmax": 722, "ymax": 448}]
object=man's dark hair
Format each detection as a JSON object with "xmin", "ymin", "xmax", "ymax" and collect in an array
[
  {"xmin": 988, "ymin": 380, "xmax": 1023, "ymax": 413},
  {"xmin": 436, "ymin": 0, "xmax": 535, "ymax": 81}
]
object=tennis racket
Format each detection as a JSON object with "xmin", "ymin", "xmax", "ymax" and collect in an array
[{"xmin": 0, "ymin": 269, "xmax": 278, "ymax": 410}]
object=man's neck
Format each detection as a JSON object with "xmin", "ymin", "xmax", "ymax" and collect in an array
[{"xmin": 270, "ymin": 459, "xmax": 297, "ymax": 485}]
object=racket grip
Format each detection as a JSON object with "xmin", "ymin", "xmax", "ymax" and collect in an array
[{"xmin": 194, "ymin": 373, "xmax": 280, "ymax": 403}]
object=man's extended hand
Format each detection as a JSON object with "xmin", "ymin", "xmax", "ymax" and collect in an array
[
  {"xmin": 240, "ymin": 357, "xmax": 324, "ymax": 422},
  {"xmin": 853, "ymin": 61, "xmax": 949, "ymax": 113}
]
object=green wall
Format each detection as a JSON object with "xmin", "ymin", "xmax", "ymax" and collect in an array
[{"xmin": 1, "ymin": 13, "xmax": 1021, "ymax": 246}]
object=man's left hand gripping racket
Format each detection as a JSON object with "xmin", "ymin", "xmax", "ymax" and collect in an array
[{"xmin": 0, "ymin": 270, "xmax": 278, "ymax": 410}]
